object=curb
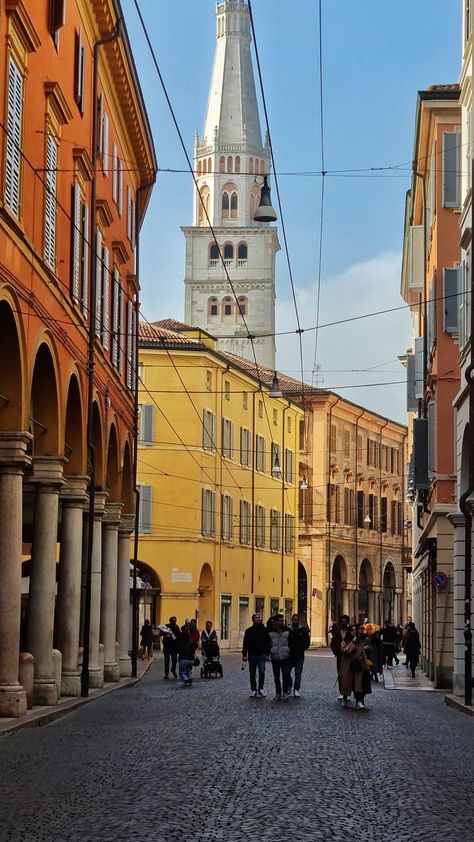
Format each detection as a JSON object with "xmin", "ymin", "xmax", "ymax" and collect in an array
[
  {"xmin": 0, "ymin": 659, "xmax": 154, "ymax": 738},
  {"xmin": 444, "ymin": 694, "xmax": 474, "ymax": 717}
]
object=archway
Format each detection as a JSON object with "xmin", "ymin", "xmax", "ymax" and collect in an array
[
  {"xmin": 91, "ymin": 401, "xmax": 104, "ymax": 489},
  {"xmin": 30, "ymin": 342, "xmax": 60, "ymax": 456},
  {"xmin": 64, "ymin": 374, "xmax": 85, "ymax": 475},
  {"xmin": 136, "ymin": 561, "xmax": 161, "ymax": 631},
  {"xmin": 331, "ymin": 555, "xmax": 347, "ymax": 621},
  {"xmin": 198, "ymin": 563, "xmax": 214, "ymax": 626},
  {"xmin": 106, "ymin": 423, "xmax": 119, "ymax": 501},
  {"xmin": 121, "ymin": 440, "xmax": 133, "ymax": 514},
  {"xmin": 358, "ymin": 558, "xmax": 373, "ymax": 622},
  {"xmin": 383, "ymin": 561, "xmax": 396, "ymax": 623},
  {"xmin": 0, "ymin": 298, "xmax": 24, "ymax": 431},
  {"xmin": 297, "ymin": 561, "xmax": 308, "ymax": 621}
]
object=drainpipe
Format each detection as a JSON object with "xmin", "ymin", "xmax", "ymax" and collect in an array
[
  {"xmin": 82, "ymin": 20, "xmax": 123, "ymax": 697},
  {"xmin": 326, "ymin": 396, "xmax": 339, "ymax": 638}
]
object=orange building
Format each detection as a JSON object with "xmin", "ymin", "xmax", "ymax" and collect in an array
[{"xmin": 0, "ymin": 0, "xmax": 156, "ymax": 717}]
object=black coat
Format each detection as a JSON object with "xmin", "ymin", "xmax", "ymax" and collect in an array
[
  {"xmin": 404, "ymin": 630, "xmax": 421, "ymax": 659},
  {"xmin": 242, "ymin": 624, "xmax": 272, "ymax": 657},
  {"xmin": 177, "ymin": 630, "xmax": 196, "ymax": 660},
  {"xmin": 288, "ymin": 625, "xmax": 310, "ymax": 658}
]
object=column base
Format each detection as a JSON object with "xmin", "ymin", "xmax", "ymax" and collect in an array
[
  {"xmin": 0, "ymin": 684, "xmax": 28, "ymax": 718},
  {"xmin": 453, "ymin": 672, "xmax": 465, "ymax": 697},
  {"xmin": 32, "ymin": 679, "xmax": 58, "ymax": 706},
  {"xmin": 104, "ymin": 662, "xmax": 120, "ymax": 683},
  {"xmin": 61, "ymin": 670, "xmax": 81, "ymax": 697},
  {"xmin": 88, "ymin": 665, "xmax": 104, "ymax": 689},
  {"xmin": 119, "ymin": 656, "xmax": 132, "ymax": 678}
]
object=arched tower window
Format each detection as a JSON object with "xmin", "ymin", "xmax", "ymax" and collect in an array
[
  {"xmin": 238, "ymin": 296, "xmax": 248, "ymax": 316},
  {"xmin": 249, "ymin": 157, "xmax": 253, "ymax": 174},
  {"xmin": 203, "ymin": 159, "xmax": 207, "ymax": 174},
  {"xmin": 223, "ymin": 243, "xmax": 234, "ymax": 266},
  {"xmin": 198, "ymin": 186, "xmax": 210, "ymax": 225},
  {"xmin": 220, "ymin": 156, "xmax": 225, "ymax": 173},
  {"xmin": 208, "ymin": 157, "xmax": 212, "ymax": 173},
  {"xmin": 249, "ymin": 185, "xmax": 261, "ymax": 220},
  {"xmin": 222, "ymin": 192, "xmax": 230, "ymax": 218},
  {"xmin": 209, "ymin": 243, "xmax": 219, "ymax": 266},
  {"xmin": 235, "ymin": 156, "xmax": 241, "ymax": 173},
  {"xmin": 208, "ymin": 296, "xmax": 219, "ymax": 316},
  {"xmin": 197, "ymin": 160, "xmax": 202, "ymax": 176},
  {"xmin": 230, "ymin": 191, "xmax": 238, "ymax": 218},
  {"xmin": 237, "ymin": 243, "xmax": 248, "ymax": 265},
  {"xmin": 227, "ymin": 156, "xmax": 233, "ymax": 173},
  {"xmin": 222, "ymin": 296, "xmax": 234, "ymax": 317}
]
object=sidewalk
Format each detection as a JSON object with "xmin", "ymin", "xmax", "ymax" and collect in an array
[
  {"xmin": 383, "ymin": 662, "xmax": 439, "ymax": 692},
  {"xmin": 0, "ymin": 658, "xmax": 154, "ymax": 738}
]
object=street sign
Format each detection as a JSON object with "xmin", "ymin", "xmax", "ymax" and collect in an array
[{"xmin": 433, "ymin": 572, "xmax": 448, "ymax": 588}]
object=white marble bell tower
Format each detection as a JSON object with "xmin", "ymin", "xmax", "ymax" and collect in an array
[{"xmin": 182, "ymin": 0, "xmax": 279, "ymax": 368}]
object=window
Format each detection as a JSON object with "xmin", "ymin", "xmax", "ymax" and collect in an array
[
  {"xmin": 238, "ymin": 296, "xmax": 247, "ymax": 316},
  {"xmin": 273, "ymin": 408, "xmax": 278, "ymax": 426},
  {"xmin": 139, "ymin": 404, "xmax": 154, "ymax": 446},
  {"xmin": 111, "ymin": 269, "xmax": 122, "ymax": 367},
  {"xmin": 127, "ymin": 186, "xmax": 136, "ymax": 247},
  {"xmin": 74, "ymin": 30, "xmax": 86, "ymax": 113},
  {"xmin": 223, "ymin": 244, "xmax": 234, "ymax": 266},
  {"xmin": 209, "ymin": 244, "xmax": 219, "ymax": 267},
  {"xmin": 138, "ymin": 485, "xmax": 152, "ymax": 533},
  {"xmin": 206, "ymin": 370, "xmax": 212, "ymax": 391},
  {"xmin": 287, "ymin": 416, "xmax": 292, "ymax": 433},
  {"xmin": 221, "ymin": 494, "xmax": 233, "ymax": 541},
  {"xmin": 270, "ymin": 509, "xmax": 281, "ymax": 550},
  {"xmin": 4, "ymin": 57, "xmax": 23, "ymax": 217},
  {"xmin": 442, "ymin": 131, "xmax": 461, "ymax": 208},
  {"xmin": 112, "ymin": 144, "xmax": 118, "ymax": 203},
  {"xmin": 255, "ymin": 505, "xmax": 266, "ymax": 547},
  {"xmin": 224, "ymin": 379, "xmax": 231, "ymax": 401},
  {"xmin": 43, "ymin": 134, "xmax": 58, "ymax": 269},
  {"xmin": 271, "ymin": 442, "xmax": 281, "ymax": 476},
  {"xmin": 444, "ymin": 267, "xmax": 458, "ymax": 334},
  {"xmin": 50, "ymin": 0, "xmax": 66, "ymax": 47},
  {"xmin": 117, "ymin": 159, "xmax": 123, "ymax": 217},
  {"xmin": 330, "ymin": 424, "xmax": 337, "ymax": 454},
  {"xmin": 222, "ymin": 192, "xmax": 230, "ymax": 217},
  {"xmin": 227, "ymin": 156, "xmax": 233, "ymax": 173},
  {"xmin": 249, "ymin": 157, "xmax": 254, "ymax": 174},
  {"xmin": 102, "ymin": 112, "xmax": 109, "ymax": 176},
  {"xmin": 230, "ymin": 191, "xmax": 238, "ymax": 217},
  {"xmin": 284, "ymin": 514, "xmax": 295, "ymax": 553},
  {"xmin": 222, "ymin": 418, "xmax": 234, "ymax": 459},
  {"xmin": 381, "ymin": 497, "xmax": 388, "ymax": 533},
  {"xmin": 344, "ymin": 487, "xmax": 354, "ymax": 526},
  {"xmin": 240, "ymin": 427, "xmax": 251, "ymax": 466},
  {"xmin": 258, "ymin": 400, "xmax": 263, "ymax": 419},
  {"xmin": 390, "ymin": 500, "xmax": 397, "ymax": 535},
  {"xmin": 343, "ymin": 430, "xmax": 350, "ymax": 459},
  {"xmin": 243, "ymin": 391, "xmax": 248, "ymax": 410},
  {"xmin": 100, "ymin": 245, "xmax": 110, "ymax": 349},
  {"xmin": 208, "ymin": 297, "xmax": 219, "ymax": 317},
  {"xmin": 203, "ymin": 409, "xmax": 216, "ymax": 451},
  {"xmin": 235, "ymin": 156, "xmax": 241, "ymax": 173},
  {"xmin": 125, "ymin": 298, "xmax": 136, "ymax": 390},
  {"xmin": 197, "ymin": 160, "xmax": 202, "ymax": 176},
  {"xmin": 327, "ymin": 484, "xmax": 340, "ymax": 523},
  {"xmin": 71, "ymin": 182, "xmax": 89, "ymax": 317},
  {"xmin": 357, "ymin": 490, "xmax": 365, "ymax": 528},
  {"xmin": 397, "ymin": 501, "xmax": 403, "ymax": 536},
  {"xmin": 255, "ymin": 596, "xmax": 264, "ymax": 617},
  {"xmin": 458, "ymin": 255, "xmax": 470, "ymax": 349},
  {"xmin": 285, "ymin": 449, "xmax": 294, "ymax": 484},
  {"xmin": 240, "ymin": 500, "xmax": 251, "ymax": 545},
  {"xmin": 220, "ymin": 597, "xmax": 231, "ymax": 640},
  {"xmin": 299, "ymin": 419, "xmax": 305, "ymax": 451},
  {"xmin": 220, "ymin": 156, "xmax": 225, "ymax": 173},
  {"xmin": 223, "ymin": 298, "xmax": 233, "ymax": 316},
  {"xmin": 202, "ymin": 489, "xmax": 216, "ymax": 537},
  {"xmin": 256, "ymin": 435, "xmax": 266, "ymax": 472},
  {"xmin": 357, "ymin": 434, "xmax": 363, "ymax": 462}
]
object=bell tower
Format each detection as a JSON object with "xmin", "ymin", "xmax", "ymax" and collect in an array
[{"xmin": 182, "ymin": 0, "xmax": 279, "ymax": 368}]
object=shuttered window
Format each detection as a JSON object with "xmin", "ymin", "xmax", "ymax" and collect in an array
[
  {"xmin": 222, "ymin": 418, "xmax": 234, "ymax": 459},
  {"xmin": 118, "ymin": 159, "xmax": 123, "ymax": 216},
  {"xmin": 414, "ymin": 335, "xmax": 425, "ymax": 399},
  {"xmin": 139, "ymin": 404, "xmax": 154, "ymax": 446},
  {"xmin": 202, "ymin": 489, "xmax": 216, "ymax": 537},
  {"xmin": 101, "ymin": 246, "xmax": 110, "ymax": 348},
  {"xmin": 458, "ymin": 257, "xmax": 470, "ymax": 350},
  {"xmin": 239, "ymin": 500, "xmax": 251, "ymax": 545},
  {"xmin": 285, "ymin": 448, "xmax": 294, "ymax": 484},
  {"xmin": 442, "ymin": 131, "xmax": 461, "ymax": 208},
  {"xmin": 94, "ymin": 230, "xmax": 103, "ymax": 337},
  {"xmin": 117, "ymin": 282, "xmax": 124, "ymax": 375},
  {"xmin": 44, "ymin": 134, "xmax": 58, "ymax": 269},
  {"xmin": 255, "ymin": 505, "xmax": 266, "ymax": 547},
  {"xmin": 74, "ymin": 30, "xmax": 85, "ymax": 113},
  {"xmin": 81, "ymin": 202, "xmax": 89, "ymax": 319},
  {"xmin": 427, "ymin": 277, "xmax": 436, "ymax": 355},
  {"xmin": 406, "ymin": 353, "xmax": 417, "ymax": 412},
  {"xmin": 284, "ymin": 514, "xmax": 295, "ymax": 553},
  {"xmin": 71, "ymin": 182, "xmax": 81, "ymax": 302},
  {"xmin": 255, "ymin": 435, "xmax": 266, "ymax": 472},
  {"xmin": 427, "ymin": 400, "xmax": 436, "ymax": 477},
  {"xmin": 102, "ymin": 112, "xmax": 109, "ymax": 175},
  {"xmin": 138, "ymin": 485, "xmax": 152, "ymax": 533},
  {"xmin": 240, "ymin": 427, "xmax": 251, "ymax": 466},
  {"xmin": 111, "ymin": 269, "xmax": 121, "ymax": 366},
  {"xmin": 270, "ymin": 509, "xmax": 281, "ymax": 550},
  {"xmin": 221, "ymin": 494, "xmax": 233, "ymax": 541},
  {"xmin": 5, "ymin": 58, "xmax": 23, "ymax": 216},
  {"xmin": 203, "ymin": 410, "xmax": 216, "ymax": 451},
  {"xmin": 112, "ymin": 144, "xmax": 118, "ymax": 203},
  {"xmin": 444, "ymin": 267, "xmax": 458, "ymax": 334}
]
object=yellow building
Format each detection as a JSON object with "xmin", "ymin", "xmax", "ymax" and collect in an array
[{"xmin": 136, "ymin": 319, "xmax": 302, "ymax": 648}]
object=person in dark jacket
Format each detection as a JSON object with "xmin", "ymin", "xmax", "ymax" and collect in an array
[
  {"xmin": 177, "ymin": 620, "xmax": 197, "ymax": 686},
  {"xmin": 404, "ymin": 622, "xmax": 421, "ymax": 677},
  {"xmin": 161, "ymin": 616, "xmax": 180, "ymax": 679},
  {"xmin": 330, "ymin": 614, "xmax": 351, "ymax": 699},
  {"xmin": 368, "ymin": 630, "xmax": 384, "ymax": 682},
  {"xmin": 287, "ymin": 615, "xmax": 310, "ymax": 697},
  {"xmin": 140, "ymin": 619, "xmax": 154, "ymax": 659},
  {"xmin": 381, "ymin": 621, "xmax": 399, "ymax": 668},
  {"xmin": 201, "ymin": 620, "xmax": 218, "ymax": 656},
  {"xmin": 269, "ymin": 614, "xmax": 292, "ymax": 700},
  {"xmin": 242, "ymin": 613, "xmax": 272, "ymax": 697}
]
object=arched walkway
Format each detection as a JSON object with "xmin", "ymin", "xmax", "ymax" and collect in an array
[
  {"xmin": 383, "ymin": 561, "xmax": 396, "ymax": 623},
  {"xmin": 64, "ymin": 374, "xmax": 85, "ymax": 475},
  {"xmin": 0, "ymin": 298, "xmax": 24, "ymax": 431},
  {"xmin": 331, "ymin": 555, "xmax": 348, "ymax": 621},
  {"xmin": 30, "ymin": 342, "xmax": 60, "ymax": 456},
  {"xmin": 358, "ymin": 558, "xmax": 374, "ymax": 622},
  {"xmin": 198, "ymin": 563, "xmax": 214, "ymax": 626},
  {"xmin": 106, "ymin": 423, "xmax": 120, "ymax": 501},
  {"xmin": 297, "ymin": 560, "xmax": 308, "ymax": 621}
]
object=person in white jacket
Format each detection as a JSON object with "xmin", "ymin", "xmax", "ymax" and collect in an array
[{"xmin": 268, "ymin": 614, "xmax": 291, "ymax": 700}]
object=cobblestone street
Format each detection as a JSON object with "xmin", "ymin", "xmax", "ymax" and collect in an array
[{"xmin": 1, "ymin": 652, "xmax": 473, "ymax": 842}]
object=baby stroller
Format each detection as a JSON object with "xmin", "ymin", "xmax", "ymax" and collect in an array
[{"xmin": 200, "ymin": 641, "xmax": 223, "ymax": 678}]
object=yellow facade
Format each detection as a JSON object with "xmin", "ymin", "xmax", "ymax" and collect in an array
[{"xmin": 135, "ymin": 321, "xmax": 302, "ymax": 648}]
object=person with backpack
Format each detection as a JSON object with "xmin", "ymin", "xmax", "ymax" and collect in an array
[{"xmin": 287, "ymin": 614, "xmax": 310, "ymax": 698}]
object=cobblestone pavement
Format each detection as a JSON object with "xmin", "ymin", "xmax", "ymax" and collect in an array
[{"xmin": 1, "ymin": 651, "xmax": 473, "ymax": 842}]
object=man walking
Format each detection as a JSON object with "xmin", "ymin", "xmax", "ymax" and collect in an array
[
  {"xmin": 242, "ymin": 613, "xmax": 272, "ymax": 698},
  {"xmin": 288, "ymin": 614, "xmax": 310, "ymax": 697},
  {"xmin": 329, "ymin": 614, "xmax": 351, "ymax": 700},
  {"xmin": 381, "ymin": 620, "xmax": 399, "ymax": 668},
  {"xmin": 177, "ymin": 619, "xmax": 197, "ymax": 686},
  {"xmin": 269, "ymin": 613, "xmax": 292, "ymax": 700},
  {"xmin": 161, "ymin": 615, "xmax": 180, "ymax": 679}
]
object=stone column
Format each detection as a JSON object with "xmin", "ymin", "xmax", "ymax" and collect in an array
[
  {"xmin": 85, "ymin": 492, "xmax": 107, "ymax": 688},
  {"xmin": 367, "ymin": 590, "xmax": 376, "ymax": 624},
  {"xmin": 117, "ymin": 514, "xmax": 134, "ymax": 677},
  {"xmin": 448, "ymin": 511, "xmax": 468, "ymax": 697},
  {"xmin": 0, "ymin": 433, "xmax": 31, "ymax": 718},
  {"xmin": 55, "ymin": 477, "xmax": 88, "ymax": 696},
  {"xmin": 27, "ymin": 457, "xmax": 65, "ymax": 706},
  {"xmin": 100, "ymin": 503, "xmax": 122, "ymax": 682}
]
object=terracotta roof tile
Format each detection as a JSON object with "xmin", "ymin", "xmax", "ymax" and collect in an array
[
  {"xmin": 138, "ymin": 322, "xmax": 202, "ymax": 346},
  {"xmin": 153, "ymin": 318, "xmax": 195, "ymax": 332}
]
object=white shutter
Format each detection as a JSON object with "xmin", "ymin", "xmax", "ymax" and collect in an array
[
  {"xmin": 138, "ymin": 486, "xmax": 152, "ymax": 533},
  {"xmin": 97, "ymin": 92, "xmax": 103, "ymax": 158},
  {"xmin": 141, "ymin": 405, "xmax": 154, "ymax": 445},
  {"xmin": 81, "ymin": 202, "xmax": 89, "ymax": 319},
  {"xmin": 127, "ymin": 186, "xmax": 132, "ymax": 240},
  {"xmin": 118, "ymin": 159, "xmax": 123, "ymax": 216},
  {"xmin": 5, "ymin": 57, "xmax": 23, "ymax": 216},
  {"xmin": 102, "ymin": 112, "xmax": 109, "ymax": 175},
  {"xmin": 131, "ymin": 198, "xmax": 136, "ymax": 249},
  {"xmin": 112, "ymin": 144, "xmax": 118, "ymax": 202},
  {"xmin": 95, "ymin": 230, "xmax": 102, "ymax": 337},
  {"xmin": 112, "ymin": 269, "xmax": 119, "ymax": 366},
  {"xmin": 71, "ymin": 182, "xmax": 81, "ymax": 302},
  {"xmin": 126, "ymin": 299, "xmax": 133, "ymax": 388},
  {"xmin": 102, "ymin": 246, "xmax": 110, "ymax": 348},
  {"xmin": 44, "ymin": 134, "xmax": 58, "ymax": 269},
  {"xmin": 118, "ymin": 284, "xmax": 124, "ymax": 375}
]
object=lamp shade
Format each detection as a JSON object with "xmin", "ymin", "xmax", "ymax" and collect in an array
[
  {"xmin": 254, "ymin": 175, "xmax": 277, "ymax": 222},
  {"xmin": 269, "ymin": 372, "xmax": 282, "ymax": 398}
]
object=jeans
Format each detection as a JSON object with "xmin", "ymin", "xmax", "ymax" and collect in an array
[
  {"xmin": 271, "ymin": 658, "xmax": 292, "ymax": 696},
  {"xmin": 248, "ymin": 654, "xmax": 267, "ymax": 691},
  {"xmin": 178, "ymin": 658, "xmax": 194, "ymax": 683},
  {"xmin": 164, "ymin": 648, "xmax": 177, "ymax": 676},
  {"xmin": 289, "ymin": 656, "xmax": 305, "ymax": 691}
]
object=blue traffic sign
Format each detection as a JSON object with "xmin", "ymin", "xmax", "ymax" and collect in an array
[{"xmin": 433, "ymin": 572, "xmax": 448, "ymax": 588}]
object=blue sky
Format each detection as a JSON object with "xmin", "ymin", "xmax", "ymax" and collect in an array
[{"xmin": 122, "ymin": 0, "xmax": 460, "ymax": 422}]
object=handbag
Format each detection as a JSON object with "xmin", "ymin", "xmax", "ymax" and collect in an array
[
  {"xmin": 350, "ymin": 657, "xmax": 363, "ymax": 673},
  {"xmin": 193, "ymin": 656, "xmax": 200, "ymax": 667}
]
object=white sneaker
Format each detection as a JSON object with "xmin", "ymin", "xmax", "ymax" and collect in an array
[
  {"xmin": 258, "ymin": 689, "xmax": 267, "ymax": 698},
  {"xmin": 250, "ymin": 690, "xmax": 257, "ymax": 698},
  {"xmin": 294, "ymin": 690, "xmax": 300, "ymax": 698},
  {"xmin": 337, "ymin": 694, "xmax": 344, "ymax": 701},
  {"xmin": 356, "ymin": 701, "xmax": 365, "ymax": 710}
]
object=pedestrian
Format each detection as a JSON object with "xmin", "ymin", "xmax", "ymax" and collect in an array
[
  {"xmin": 140, "ymin": 619, "xmax": 154, "ymax": 660},
  {"xmin": 161, "ymin": 615, "xmax": 180, "ymax": 679},
  {"xmin": 242, "ymin": 613, "xmax": 272, "ymax": 698},
  {"xmin": 329, "ymin": 614, "xmax": 351, "ymax": 700},
  {"xmin": 177, "ymin": 619, "xmax": 197, "ymax": 686},
  {"xmin": 403, "ymin": 622, "xmax": 421, "ymax": 678},
  {"xmin": 380, "ymin": 620, "xmax": 398, "ymax": 668},
  {"xmin": 369, "ymin": 630, "xmax": 384, "ymax": 682},
  {"xmin": 339, "ymin": 624, "xmax": 371, "ymax": 709},
  {"xmin": 189, "ymin": 618, "xmax": 200, "ymax": 647},
  {"xmin": 269, "ymin": 613, "xmax": 292, "ymax": 700},
  {"xmin": 287, "ymin": 614, "xmax": 310, "ymax": 697},
  {"xmin": 201, "ymin": 620, "xmax": 218, "ymax": 657}
]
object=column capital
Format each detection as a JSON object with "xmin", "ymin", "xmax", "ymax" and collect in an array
[
  {"xmin": 60, "ymin": 475, "xmax": 89, "ymax": 506},
  {"xmin": 30, "ymin": 456, "xmax": 66, "ymax": 490},
  {"xmin": 91, "ymin": 490, "xmax": 108, "ymax": 518},
  {"xmin": 119, "ymin": 512, "xmax": 135, "ymax": 535},
  {"xmin": 103, "ymin": 502, "xmax": 123, "ymax": 526},
  {"xmin": 0, "ymin": 431, "xmax": 32, "ymax": 471},
  {"xmin": 447, "ymin": 510, "xmax": 466, "ymax": 528}
]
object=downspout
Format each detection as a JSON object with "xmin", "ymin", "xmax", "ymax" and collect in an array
[
  {"xmin": 415, "ymin": 170, "xmax": 430, "ymax": 526},
  {"xmin": 82, "ymin": 20, "xmax": 123, "ymax": 697},
  {"xmin": 326, "ymin": 396, "xmax": 339, "ymax": 638},
  {"xmin": 379, "ymin": 419, "xmax": 389, "ymax": 623},
  {"xmin": 131, "ymin": 174, "xmax": 156, "ymax": 678}
]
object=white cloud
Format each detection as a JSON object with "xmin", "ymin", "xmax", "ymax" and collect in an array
[{"xmin": 275, "ymin": 251, "xmax": 410, "ymax": 424}]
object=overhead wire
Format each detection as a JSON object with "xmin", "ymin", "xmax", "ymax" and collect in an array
[{"xmin": 311, "ymin": 0, "xmax": 326, "ymax": 386}]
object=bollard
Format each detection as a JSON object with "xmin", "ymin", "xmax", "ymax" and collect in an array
[{"xmin": 19, "ymin": 652, "xmax": 34, "ymax": 709}]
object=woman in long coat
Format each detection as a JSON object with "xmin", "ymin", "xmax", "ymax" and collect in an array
[
  {"xmin": 339, "ymin": 625, "xmax": 371, "ymax": 709},
  {"xmin": 403, "ymin": 622, "xmax": 421, "ymax": 677}
]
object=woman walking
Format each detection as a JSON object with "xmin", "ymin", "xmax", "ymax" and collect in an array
[
  {"xmin": 339, "ymin": 625, "xmax": 371, "ymax": 709},
  {"xmin": 403, "ymin": 622, "xmax": 421, "ymax": 678}
]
